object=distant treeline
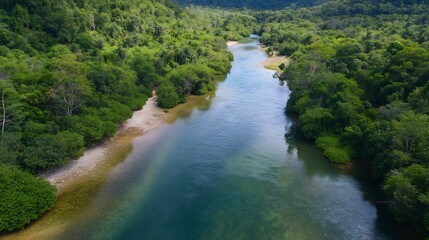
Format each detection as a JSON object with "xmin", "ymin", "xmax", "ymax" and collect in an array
[
  {"xmin": 176, "ymin": 0, "xmax": 326, "ymax": 10},
  {"xmin": 176, "ymin": 0, "xmax": 429, "ymax": 10}
]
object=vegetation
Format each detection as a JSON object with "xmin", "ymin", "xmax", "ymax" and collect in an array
[
  {"xmin": 176, "ymin": 0, "xmax": 326, "ymax": 9},
  {"xmin": 249, "ymin": 0, "xmax": 429, "ymax": 237},
  {"xmin": 1, "ymin": 0, "xmax": 428, "ymax": 237},
  {"xmin": 0, "ymin": 165, "xmax": 56, "ymax": 232},
  {"xmin": 0, "ymin": 0, "xmax": 247, "ymax": 232}
]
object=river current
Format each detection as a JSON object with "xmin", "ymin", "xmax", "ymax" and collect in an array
[{"xmin": 58, "ymin": 37, "xmax": 402, "ymax": 240}]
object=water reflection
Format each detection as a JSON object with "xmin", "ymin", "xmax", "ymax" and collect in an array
[
  {"xmin": 285, "ymin": 115, "xmax": 416, "ymax": 240},
  {"xmin": 166, "ymin": 91, "xmax": 216, "ymax": 124},
  {"xmin": 242, "ymin": 46, "xmax": 258, "ymax": 51}
]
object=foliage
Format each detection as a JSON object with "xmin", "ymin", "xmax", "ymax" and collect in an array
[
  {"xmin": 0, "ymin": 0, "xmax": 236, "ymax": 171},
  {"xmin": 299, "ymin": 107, "xmax": 334, "ymax": 139},
  {"xmin": 316, "ymin": 135, "xmax": 352, "ymax": 163},
  {"xmin": 0, "ymin": 165, "xmax": 56, "ymax": 232},
  {"xmin": 251, "ymin": 0, "xmax": 429, "ymax": 236},
  {"xmin": 177, "ymin": 0, "xmax": 326, "ymax": 9},
  {"xmin": 157, "ymin": 82, "xmax": 181, "ymax": 109},
  {"xmin": 0, "ymin": 0, "xmax": 239, "ymax": 230},
  {"xmin": 384, "ymin": 164, "xmax": 429, "ymax": 232},
  {"xmin": 323, "ymin": 147, "xmax": 351, "ymax": 163},
  {"xmin": 22, "ymin": 131, "xmax": 84, "ymax": 171},
  {"xmin": 1, "ymin": 0, "xmax": 427, "ymax": 236}
]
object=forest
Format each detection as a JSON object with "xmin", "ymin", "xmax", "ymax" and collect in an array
[
  {"xmin": 177, "ymin": 0, "xmax": 429, "ymax": 9},
  {"xmin": 1, "ymin": 0, "xmax": 429, "ymax": 238},
  {"xmin": 175, "ymin": 0, "xmax": 326, "ymax": 10},
  {"xmin": 0, "ymin": 0, "xmax": 252, "ymax": 232},
  {"xmin": 253, "ymin": 0, "xmax": 429, "ymax": 237},
  {"xmin": 185, "ymin": 0, "xmax": 428, "ymax": 237}
]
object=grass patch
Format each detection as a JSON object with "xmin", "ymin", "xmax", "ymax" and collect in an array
[
  {"xmin": 316, "ymin": 135, "xmax": 352, "ymax": 163},
  {"xmin": 323, "ymin": 147, "xmax": 351, "ymax": 163}
]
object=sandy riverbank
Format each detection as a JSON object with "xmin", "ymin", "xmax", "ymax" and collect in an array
[
  {"xmin": 5, "ymin": 43, "xmax": 230, "ymax": 240},
  {"xmin": 227, "ymin": 41, "xmax": 238, "ymax": 47},
  {"xmin": 3, "ymin": 96, "xmax": 167, "ymax": 240},
  {"xmin": 42, "ymin": 95, "xmax": 167, "ymax": 193},
  {"xmin": 260, "ymin": 55, "xmax": 290, "ymax": 73}
]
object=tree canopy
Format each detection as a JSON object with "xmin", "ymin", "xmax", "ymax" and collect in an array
[
  {"xmin": 250, "ymin": 0, "xmax": 429, "ymax": 236},
  {"xmin": 1, "ymin": 0, "xmax": 429, "ymax": 236},
  {"xmin": 0, "ymin": 0, "xmax": 243, "ymax": 231},
  {"xmin": 176, "ymin": 0, "xmax": 327, "ymax": 9},
  {"xmin": 0, "ymin": 165, "xmax": 56, "ymax": 232}
]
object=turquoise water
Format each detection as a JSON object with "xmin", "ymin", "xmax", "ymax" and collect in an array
[{"xmin": 59, "ymin": 37, "xmax": 402, "ymax": 240}]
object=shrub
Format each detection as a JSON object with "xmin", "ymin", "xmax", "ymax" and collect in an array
[
  {"xmin": 299, "ymin": 107, "xmax": 334, "ymax": 139},
  {"xmin": 0, "ymin": 165, "xmax": 56, "ymax": 232},
  {"xmin": 22, "ymin": 131, "xmax": 84, "ymax": 171},
  {"xmin": 315, "ymin": 135, "xmax": 340, "ymax": 149},
  {"xmin": 323, "ymin": 147, "xmax": 351, "ymax": 163},
  {"xmin": 316, "ymin": 134, "xmax": 352, "ymax": 163},
  {"xmin": 157, "ymin": 82, "xmax": 180, "ymax": 108}
]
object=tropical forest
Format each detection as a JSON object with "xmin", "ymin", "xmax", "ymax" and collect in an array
[{"xmin": 0, "ymin": 0, "xmax": 428, "ymax": 239}]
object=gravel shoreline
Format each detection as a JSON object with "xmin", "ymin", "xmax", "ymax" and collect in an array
[{"xmin": 41, "ymin": 96, "xmax": 167, "ymax": 193}]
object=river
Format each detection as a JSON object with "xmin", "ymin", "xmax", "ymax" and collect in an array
[{"xmin": 54, "ymin": 36, "xmax": 404, "ymax": 240}]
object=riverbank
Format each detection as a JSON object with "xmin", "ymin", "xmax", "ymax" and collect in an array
[
  {"xmin": 3, "ymin": 96, "xmax": 167, "ymax": 240},
  {"xmin": 260, "ymin": 55, "xmax": 289, "ymax": 73},
  {"xmin": 42, "ymin": 95, "xmax": 167, "ymax": 194},
  {"xmin": 3, "ymin": 35, "xmax": 407, "ymax": 240},
  {"xmin": 227, "ymin": 41, "xmax": 238, "ymax": 47}
]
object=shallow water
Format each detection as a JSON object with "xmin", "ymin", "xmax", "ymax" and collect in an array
[{"xmin": 57, "ymin": 37, "xmax": 404, "ymax": 240}]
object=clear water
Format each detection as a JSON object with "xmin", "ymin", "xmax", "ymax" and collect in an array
[{"xmin": 59, "ymin": 37, "xmax": 402, "ymax": 240}]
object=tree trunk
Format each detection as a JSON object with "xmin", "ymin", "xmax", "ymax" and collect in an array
[{"xmin": 1, "ymin": 90, "xmax": 5, "ymax": 135}]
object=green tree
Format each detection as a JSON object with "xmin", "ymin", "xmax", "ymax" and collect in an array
[
  {"xmin": 66, "ymin": 115, "xmax": 117, "ymax": 145},
  {"xmin": 384, "ymin": 164, "xmax": 429, "ymax": 229},
  {"xmin": 0, "ymin": 132, "xmax": 23, "ymax": 166},
  {"xmin": 75, "ymin": 32, "xmax": 96, "ymax": 51},
  {"xmin": 157, "ymin": 82, "xmax": 180, "ymax": 108},
  {"xmin": 49, "ymin": 45, "xmax": 92, "ymax": 115},
  {"xmin": 299, "ymin": 107, "xmax": 335, "ymax": 139},
  {"xmin": 22, "ymin": 131, "xmax": 84, "ymax": 171},
  {"xmin": 0, "ymin": 165, "xmax": 56, "ymax": 232},
  {"xmin": 392, "ymin": 112, "xmax": 429, "ymax": 159},
  {"xmin": 0, "ymin": 78, "xmax": 24, "ymax": 136}
]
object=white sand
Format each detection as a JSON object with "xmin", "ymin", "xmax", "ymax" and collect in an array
[
  {"xmin": 122, "ymin": 95, "xmax": 166, "ymax": 133},
  {"xmin": 42, "ymin": 96, "xmax": 167, "ymax": 192},
  {"xmin": 227, "ymin": 41, "xmax": 238, "ymax": 47},
  {"xmin": 260, "ymin": 55, "xmax": 289, "ymax": 68},
  {"xmin": 260, "ymin": 55, "xmax": 290, "ymax": 75}
]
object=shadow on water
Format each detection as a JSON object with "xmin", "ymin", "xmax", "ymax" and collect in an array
[
  {"xmin": 241, "ymin": 46, "xmax": 258, "ymax": 51},
  {"xmin": 165, "ymin": 74, "xmax": 227, "ymax": 124},
  {"xmin": 166, "ymin": 92, "xmax": 216, "ymax": 124},
  {"xmin": 285, "ymin": 119, "xmax": 420, "ymax": 240}
]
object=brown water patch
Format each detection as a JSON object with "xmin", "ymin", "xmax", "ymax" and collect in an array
[{"xmin": 166, "ymin": 91, "xmax": 216, "ymax": 124}]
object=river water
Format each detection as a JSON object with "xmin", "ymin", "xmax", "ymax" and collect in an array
[{"xmin": 58, "ymin": 37, "xmax": 402, "ymax": 240}]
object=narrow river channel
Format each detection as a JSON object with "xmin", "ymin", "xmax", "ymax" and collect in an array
[{"xmin": 56, "ymin": 36, "xmax": 403, "ymax": 240}]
